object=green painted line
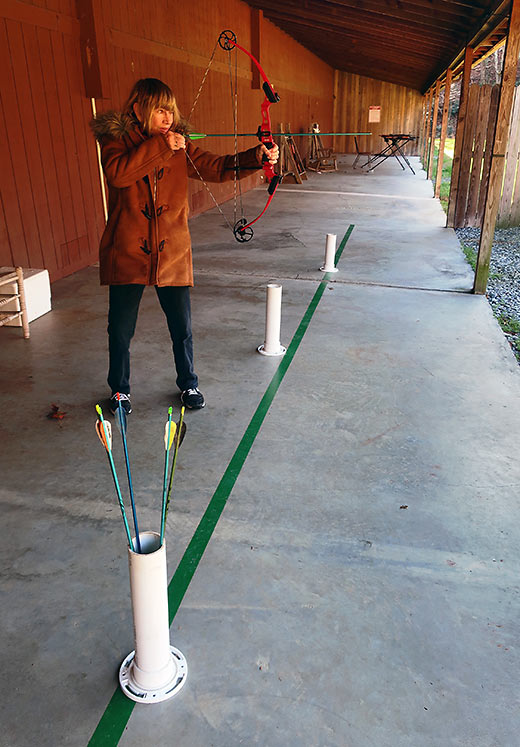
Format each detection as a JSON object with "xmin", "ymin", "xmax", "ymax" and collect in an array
[
  {"xmin": 168, "ymin": 223, "xmax": 354, "ymax": 624},
  {"xmin": 88, "ymin": 224, "xmax": 354, "ymax": 746},
  {"xmin": 88, "ymin": 690, "xmax": 134, "ymax": 746}
]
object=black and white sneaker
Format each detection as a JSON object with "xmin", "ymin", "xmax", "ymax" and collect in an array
[
  {"xmin": 181, "ymin": 387, "xmax": 205, "ymax": 409},
  {"xmin": 110, "ymin": 392, "xmax": 132, "ymax": 415}
]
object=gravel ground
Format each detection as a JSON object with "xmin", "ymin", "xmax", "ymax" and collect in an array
[{"xmin": 456, "ymin": 226, "xmax": 520, "ymax": 362}]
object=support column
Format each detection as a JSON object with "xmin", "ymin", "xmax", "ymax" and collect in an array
[
  {"xmin": 418, "ymin": 94, "xmax": 428, "ymax": 163},
  {"xmin": 76, "ymin": 0, "xmax": 110, "ymax": 99},
  {"xmin": 474, "ymin": 0, "xmax": 520, "ymax": 294},
  {"xmin": 435, "ymin": 69, "xmax": 453, "ymax": 199},
  {"xmin": 421, "ymin": 88, "xmax": 433, "ymax": 168},
  {"xmin": 447, "ymin": 46, "xmax": 474, "ymax": 227},
  {"xmin": 332, "ymin": 69, "xmax": 339, "ymax": 155},
  {"xmin": 427, "ymin": 80, "xmax": 441, "ymax": 180}
]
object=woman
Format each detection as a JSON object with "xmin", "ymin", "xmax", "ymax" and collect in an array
[{"xmin": 91, "ymin": 78, "xmax": 279, "ymax": 414}]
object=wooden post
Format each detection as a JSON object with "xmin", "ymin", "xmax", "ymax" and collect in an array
[
  {"xmin": 421, "ymin": 88, "xmax": 433, "ymax": 168},
  {"xmin": 91, "ymin": 98, "xmax": 108, "ymax": 223},
  {"xmin": 474, "ymin": 0, "xmax": 520, "ymax": 294},
  {"xmin": 418, "ymin": 94, "xmax": 428, "ymax": 163},
  {"xmin": 76, "ymin": 0, "xmax": 110, "ymax": 99},
  {"xmin": 332, "ymin": 69, "xmax": 339, "ymax": 155},
  {"xmin": 427, "ymin": 80, "xmax": 441, "ymax": 181},
  {"xmin": 435, "ymin": 69, "xmax": 453, "ymax": 198},
  {"xmin": 447, "ymin": 46, "xmax": 474, "ymax": 227}
]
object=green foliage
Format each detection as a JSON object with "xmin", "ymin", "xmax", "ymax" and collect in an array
[
  {"xmin": 433, "ymin": 138, "xmax": 454, "ymax": 214},
  {"xmin": 460, "ymin": 244, "xmax": 501, "ymax": 280},
  {"xmin": 462, "ymin": 244, "xmax": 477, "ymax": 269},
  {"xmin": 493, "ymin": 313, "xmax": 520, "ymax": 363},
  {"xmin": 497, "ymin": 314, "xmax": 520, "ymax": 336}
]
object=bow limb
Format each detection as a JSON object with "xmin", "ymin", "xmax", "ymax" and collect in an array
[{"xmin": 219, "ymin": 30, "xmax": 282, "ymax": 242}]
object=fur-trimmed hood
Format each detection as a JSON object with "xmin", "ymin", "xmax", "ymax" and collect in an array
[{"xmin": 90, "ymin": 110, "xmax": 191, "ymax": 141}]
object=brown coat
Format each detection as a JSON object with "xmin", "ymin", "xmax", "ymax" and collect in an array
[{"xmin": 91, "ymin": 112, "xmax": 263, "ymax": 286}]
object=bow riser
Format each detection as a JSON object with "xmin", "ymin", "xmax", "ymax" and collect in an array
[{"xmin": 260, "ymin": 98, "xmax": 277, "ymax": 188}]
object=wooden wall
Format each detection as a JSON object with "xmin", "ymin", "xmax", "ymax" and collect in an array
[
  {"xmin": 446, "ymin": 83, "xmax": 520, "ymax": 229},
  {"xmin": 333, "ymin": 71, "xmax": 423, "ymax": 155},
  {"xmin": 0, "ymin": 0, "xmax": 104, "ymax": 281},
  {"xmin": 1, "ymin": 0, "xmax": 424, "ymax": 281},
  {"xmin": 498, "ymin": 84, "xmax": 520, "ymax": 228},
  {"xmin": 450, "ymin": 84, "xmax": 500, "ymax": 227}
]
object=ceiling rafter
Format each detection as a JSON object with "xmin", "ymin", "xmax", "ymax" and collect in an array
[
  {"xmin": 424, "ymin": 0, "xmax": 510, "ymax": 88},
  {"xmin": 265, "ymin": 11, "xmax": 461, "ymax": 48},
  {"xmin": 272, "ymin": 0, "xmax": 485, "ymax": 25},
  {"xmin": 243, "ymin": 0, "xmax": 511, "ymax": 91},
  {"xmin": 289, "ymin": 24, "xmax": 456, "ymax": 54}
]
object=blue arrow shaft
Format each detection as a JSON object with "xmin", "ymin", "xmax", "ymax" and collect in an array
[{"xmin": 117, "ymin": 407, "xmax": 141, "ymax": 553}]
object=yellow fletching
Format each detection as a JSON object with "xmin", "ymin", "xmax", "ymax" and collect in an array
[{"xmin": 164, "ymin": 420, "xmax": 177, "ymax": 450}]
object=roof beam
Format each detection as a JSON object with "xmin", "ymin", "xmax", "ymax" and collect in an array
[
  {"xmin": 263, "ymin": 9, "xmax": 460, "ymax": 46},
  {"xmin": 256, "ymin": 0, "xmax": 474, "ymax": 33},
  {"xmin": 422, "ymin": 0, "xmax": 510, "ymax": 89}
]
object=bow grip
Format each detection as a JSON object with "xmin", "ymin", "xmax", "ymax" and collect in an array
[{"xmin": 267, "ymin": 174, "xmax": 282, "ymax": 195}]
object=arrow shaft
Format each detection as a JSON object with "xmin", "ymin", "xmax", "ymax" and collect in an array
[
  {"xmin": 106, "ymin": 449, "xmax": 134, "ymax": 548},
  {"xmin": 164, "ymin": 408, "xmax": 185, "ymax": 529},
  {"xmin": 98, "ymin": 416, "xmax": 133, "ymax": 549},
  {"xmin": 189, "ymin": 132, "xmax": 372, "ymax": 139},
  {"xmin": 160, "ymin": 412, "xmax": 173, "ymax": 545},
  {"xmin": 117, "ymin": 406, "xmax": 141, "ymax": 553}
]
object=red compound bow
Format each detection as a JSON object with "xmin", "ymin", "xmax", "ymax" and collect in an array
[{"xmin": 217, "ymin": 30, "xmax": 282, "ymax": 242}]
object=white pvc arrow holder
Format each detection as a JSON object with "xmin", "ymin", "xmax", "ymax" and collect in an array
[
  {"xmin": 257, "ymin": 283, "xmax": 286, "ymax": 356},
  {"xmin": 320, "ymin": 233, "xmax": 339, "ymax": 272},
  {"xmin": 119, "ymin": 531, "xmax": 187, "ymax": 703}
]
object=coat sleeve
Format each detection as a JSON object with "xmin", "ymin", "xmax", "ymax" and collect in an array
[
  {"xmin": 101, "ymin": 134, "xmax": 173, "ymax": 188},
  {"xmin": 185, "ymin": 142, "xmax": 262, "ymax": 182}
]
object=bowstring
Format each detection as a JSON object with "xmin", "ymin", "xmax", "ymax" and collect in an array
[
  {"xmin": 184, "ymin": 35, "xmax": 243, "ymax": 235},
  {"xmin": 186, "ymin": 38, "xmax": 219, "ymax": 125},
  {"xmin": 229, "ymin": 47, "xmax": 244, "ymax": 228}
]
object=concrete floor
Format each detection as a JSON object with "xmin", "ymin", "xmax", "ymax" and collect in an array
[{"xmin": 2, "ymin": 155, "xmax": 520, "ymax": 747}]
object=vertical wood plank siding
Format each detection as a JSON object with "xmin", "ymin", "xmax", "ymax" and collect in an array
[
  {"xmin": 0, "ymin": 2, "xmax": 102, "ymax": 279},
  {"xmin": 333, "ymin": 71, "xmax": 423, "ymax": 156},
  {"xmin": 449, "ymin": 83, "xmax": 520, "ymax": 228},
  {"xmin": 497, "ymin": 86, "xmax": 520, "ymax": 227}
]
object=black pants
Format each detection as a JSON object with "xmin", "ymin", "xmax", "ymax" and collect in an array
[{"xmin": 107, "ymin": 284, "xmax": 198, "ymax": 395}]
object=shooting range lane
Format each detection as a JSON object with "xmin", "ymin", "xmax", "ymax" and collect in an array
[
  {"xmin": 88, "ymin": 227, "xmax": 354, "ymax": 745},
  {"xmin": 2, "ymin": 157, "xmax": 520, "ymax": 747}
]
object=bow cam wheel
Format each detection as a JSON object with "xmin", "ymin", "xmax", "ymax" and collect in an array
[
  {"xmin": 233, "ymin": 218, "xmax": 254, "ymax": 243},
  {"xmin": 219, "ymin": 30, "xmax": 237, "ymax": 51}
]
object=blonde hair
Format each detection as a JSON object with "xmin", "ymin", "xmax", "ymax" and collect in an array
[{"xmin": 124, "ymin": 78, "xmax": 181, "ymax": 135}]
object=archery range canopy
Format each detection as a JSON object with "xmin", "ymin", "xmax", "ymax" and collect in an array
[{"xmin": 243, "ymin": 0, "xmax": 511, "ymax": 91}]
